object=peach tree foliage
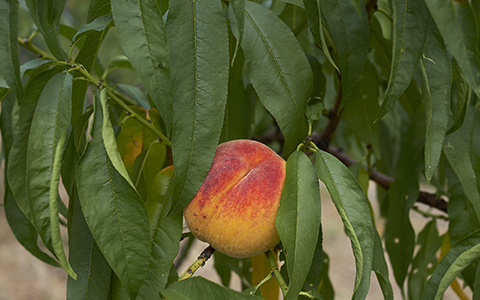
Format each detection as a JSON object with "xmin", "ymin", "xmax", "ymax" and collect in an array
[{"xmin": 0, "ymin": 0, "xmax": 479, "ymax": 299}]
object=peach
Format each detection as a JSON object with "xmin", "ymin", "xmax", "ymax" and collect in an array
[{"xmin": 184, "ymin": 139, "xmax": 286, "ymax": 258}]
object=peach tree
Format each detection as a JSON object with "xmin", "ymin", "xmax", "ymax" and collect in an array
[{"xmin": 0, "ymin": 0, "xmax": 479, "ymax": 299}]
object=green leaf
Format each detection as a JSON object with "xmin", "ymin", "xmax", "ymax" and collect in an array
[
  {"xmin": 72, "ymin": 14, "xmax": 113, "ymax": 43},
  {"xmin": 376, "ymin": 0, "xmax": 431, "ymax": 121},
  {"xmin": 424, "ymin": 0, "xmax": 480, "ymax": 99},
  {"xmin": 0, "ymin": 75, "xmax": 9, "ymax": 102},
  {"xmin": 372, "ymin": 230, "xmax": 394, "ymax": 300},
  {"xmin": 316, "ymin": 150, "xmax": 375, "ymax": 300},
  {"xmin": 104, "ymin": 55, "xmax": 134, "ymax": 76},
  {"xmin": 221, "ymin": 38, "xmax": 251, "ymax": 142},
  {"xmin": 447, "ymin": 63, "xmax": 471, "ymax": 135},
  {"xmin": 384, "ymin": 112, "xmax": 425, "ymax": 291},
  {"xmin": 117, "ymin": 83, "xmax": 149, "ymax": 109},
  {"xmin": 111, "ymin": 0, "xmax": 173, "ymax": 133},
  {"xmin": 305, "ymin": 96, "xmax": 325, "ymax": 125},
  {"xmin": 228, "ymin": 0, "xmax": 245, "ymax": 65},
  {"xmin": 238, "ymin": 1, "xmax": 313, "ymax": 157},
  {"xmin": 408, "ymin": 220, "xmax": 442, "ymax": 300},
  {"xmin": 162, "ymin": 277, "xmax": 264, "ymax": 300},
  {"xmin": 20, "ymin": 58, "xmax": 54, "ymax": 78},
  {"xmin": 318, "ymin": 0, "xmax": 370, "ymax": 103},
  {"xmin": 49, "ymin": 130, "xmax": 76, "ymax": 279},
  {"xmin": 7, "ymin": 67, "xmax": 63, "ymax": 221},
  {"xmin": 71, "ymin": 0, "xmax": 111, "ymax": 124},
  {"xmin": 99, "ymin": 90, "xmax": 136, "ymax": 188},
  {"xmin": 471, "ymin": 105, "xmax": 480, "ymax": 195},
  {"xmin": 167, "ymin": 0, "xmax": 229, "ymax": 213},
  {"xmin": 303, "ymin": 0, "xmax": 340, "ymax": 73},
  {"xmin": 444, "ymin": 127, "xmax": 480, "ymax": 222},
  {"xmin": 76, "ymin": 89, "xmax": 151, "ymax": 299},
  {"xmin": 137, "ymin": 167, "xmax": 183, "ymax": 299},
  {"xmin": 343, "ymin": 60, "xmax": 381, "ymax": 157},
  {"xmin": 422, "ymin": 230, "xmax": 480, "ymax": 300},
  {"xmin": 67, "ymin": 195, "xmax": 112, "ymax": 300},
  {"xmin": 0, "ymin": 0, "xmax": 24, "ymax": 101},
  {"xmin": 277, "ymin": 151, "xmax": 322, "ymax": 300},
  {"xmin": 421, "ymin": 23, "xmax": 452, "ymax": 183},
  {"xmin": 1, "ymin": 93, "xmax": 59, "ymax": 267},
  {"xmin": 25, "ymin": 71, "xmax": 72, "ymax": 257},
  {"xmin": 25, "ymin": 0, "xmax": 67, "ymax": 60}
]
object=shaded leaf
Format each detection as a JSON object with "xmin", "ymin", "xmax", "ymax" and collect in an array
[
  {"xmin": 238, "ymin": 1, "xmax": 313, "ymax": 157},
  {"xmin": 20, "ymin": 58, "xmax": 54, "ymax": 78},
  {"xmin": 303, "ymin": 0, "xmax": 340, "ymax": 73},
  {"xmin": 444, "ymin": 127, "xmax": 480, "ymax": 221},
  {"xmin": 67, "ymin": 195, "xmax": 112, "ymax": 300},
  {"xmin": 167, "ymin": 0, "xmax": 229, "ymax": 213},
  {"xmin": 384, "ymin": 112, "xmax": 425, "ymax": 291},
  {"xmin": 137, "ymin": 166, "xmax": 182, "ymax": 299},
  {"xmin": 72, "ymin": 14, "xmax": 113, "ymax": 43},
  {"xmin": 408, "ymin": 220, "xmax": 442, "ymax": 300},
  {"xmin": 0, "ymin": 0, "xmax": 24, "ymax": 101},
  {"xmin": 25, "ymin": 0, "xmax": 67, "ymax": 59},
  {"xmin": 318, "ymin": 0, "xmax": 370, "ymax": 103},
  {"xmin": 316, "ymin": 150, "xmax": 375, "ymax": 300},
  {"xmin": 71, "ymin": 0, "xmax": 111, "ymax": 124},
  {"xmin": 111, "ymin": 0, "xmax": 173, "ymax": 133},
  {"xmin": 425, "ymin": 0, "xmax": 480, "ymax": 99},
  {"xmin": 221, "ymin": 35, "xmax": 251, "ymax": 142},
  {"xmin": 162, "ymin": 277, "xmax": 264, "ymax": 300},
  {"xmin": 372, "ymin": 230, "xmax": 394, "ymax": 300},
  {"xmin": 376, "ymin": 0, "xmax": 431, "ymax": 120},
  {"xmin": 1, "ymin": 93, "xmax": 59, "ymax": 267},
  {"xmin": 277, "ymin": 151, "xmax": 321, "ymax": 300},
  {"xmin": 422, "ymin": 230, "xmax": 480, "ymax": 300},
  {"xmin": 76, "ymin": 89, "xmax": 151, "ymax": 299},
  {"xmin": 343, "ymin": 60, "xmax": 381, "ymax": 157},
  {"xmin": 25, "ymin": 71, "xmax": 72, "ymax": 257},
  {"xmin": 421, "ymin": 23, "xmax": 452, "ymax": 183},
  {"xmin": 228, "ymin": 0, "xmax": 245, "ymax": 65},
  {"xmin": 7, "ymin": 67, "xmax": 63, "ymax": 221}
]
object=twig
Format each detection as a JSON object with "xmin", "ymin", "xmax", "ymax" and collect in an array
[
  {"xmin": 178, "ymin": 245, "xmax": 215, "ymax": 281},
  {"xmin": 265, "ymin": 249, "xmax": 288, "ymax": 297}
]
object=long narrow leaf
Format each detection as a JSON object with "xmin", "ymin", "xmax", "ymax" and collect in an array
[
  {"xmin": 421, "ymin": 23, "xmax": 452, "ymax": 183},
  {"xmin": 239, "ymin": 1, "xmax": 313, "ymax": 157},
  {"xmin": 49, "ymin": 130, "xmax": 76, "ymax": 278},
  {"xmin": 1, "ymin": 93, "xmax": 59, "ymax": 267},
  {"xmin": 318, "ymin": 0, "xmax": 370, "ymax": 102},
  {"xmin": 0, "ymin": 0, "xmax": 24, "ymax": 101},
  {"xmin": 67, "ymin": 195, "xmax": 112, "ymax": 300},
  {"xmin": 444, "ymin": 130, "xmax": 480, "ymax": 222},
  {"xmin": 424, "ymin": 0, "xmax": 480, "ymax": 99},
  {"xmin": 26, "ymin": 71, "xmax": 72, "ymax": 255},
  {"xmin": 111, "ymin": 0, "xmax": 173, "ymax": 133},
  {"xmin": 303, "ymin": 0, "xmax": 340, "ymax": 73},
  {"xmin": 167, "ymin": 0, "xmax": 229, "ymax": 213},
  {"xmin": 276, "ymin": 151, "xmax": 322, "ymax": 300},
  {"xmin": 316, "ymin": 150, "xmax": 375, "ymax": 300},
  {"xmin": 71, "ymin": 0, "xmax": 110, "ymax": 124},
  {"xmin": 25, "ymin": 0, "xmax": 67, "ymax": 60},
  {"xmin": 76, "ymin": 89, "xmax": 151, "ymax": 299},
  {"xmin": 422, "ymin": 230, "xmax": 480, "ymax": 300},
  {"xmin": 376, "ymin": 0, "xmax": 431, "ymax": 121}
]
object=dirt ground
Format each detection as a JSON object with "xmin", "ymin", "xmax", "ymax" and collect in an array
[{"xmin": 0, "ymin": 177, "xmax": 463, "ymax": 300}]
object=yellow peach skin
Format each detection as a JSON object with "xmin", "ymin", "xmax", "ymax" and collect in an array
[{"xmin": 184, "ymin": 139, "xmax": 286, "ymax": 258}]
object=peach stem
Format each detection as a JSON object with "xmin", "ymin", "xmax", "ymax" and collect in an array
[
  {"xmin": 265, "ymin": 250, "xmax": 288, "ymax": 297},
  {"xmin": 178, "ymin": 245, "xmax": 216, "ymax": 281}
]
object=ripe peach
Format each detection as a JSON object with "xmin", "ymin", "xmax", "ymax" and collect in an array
[{"xmin": 184, "ymin": 139, "xmax": 286, "ymax": 258}]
